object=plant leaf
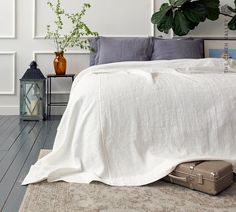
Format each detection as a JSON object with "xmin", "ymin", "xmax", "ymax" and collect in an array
[
  {"xmin": 157, "ymin": 9, "xmax": 174, "ymax": 33},
  {"xmin": 206, "ymin": 7, "xmax": 220, "ymax": 20},
  {"xmin": 183, "ymin": 2, "xmax": 207, "ymax": 23},
  {"xmin": 151, "ymin": 3, "xmax": 172, "ymax": 26},
  {"xmin": 173, "ymin": 10, "xmax": 190, "ymax": 36},
  {"xmin": 173, "ymin": 0, "xmax": 190, "ymax": 7},
  {"xmin": 169, "ymin": 0, "xmax": 175, "ymax": 5},
  {"xmin": 160, "ymin": 3, "xmax": 171, "ymax": 11},
  {"xmin": 199, "ymin": 0, "xmax": 220, "ymax": 21},
  {"xmin": 200, "ymin": 0, "xmax": 219, "ymax": 8},
  {"xmin": 228, "ymin": 15, "xmax": 236, "ymax": 30}
]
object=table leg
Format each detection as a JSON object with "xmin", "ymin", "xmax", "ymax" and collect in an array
[
  {"xmin": 49, "ymin": 77, "xmax": 52, "ymax": 117},
  {"xmin": 46, "ymin": 78, "xmax": 49, "ymax": 118}
]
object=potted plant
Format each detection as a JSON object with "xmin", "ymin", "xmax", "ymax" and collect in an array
[
  {"xmin": 45, "ymin": 0, "xmax": 98, "ymax": 75},
  {"xmin": 151, "ymin": 0, "xmax": 236, "ymax": 36}
]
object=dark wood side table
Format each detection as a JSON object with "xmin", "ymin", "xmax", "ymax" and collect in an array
[{"xmin": 46, "ymin": 74, "xmax": 75, "ymax": 117}]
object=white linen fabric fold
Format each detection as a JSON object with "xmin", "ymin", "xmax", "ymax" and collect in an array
[{"xmin": 23, "ymin": 58, "xmax": 236, "ymax": 186}]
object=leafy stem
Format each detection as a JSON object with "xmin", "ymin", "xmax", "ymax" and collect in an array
[{"xmin": 45, "ymin": 0, "xmax": 98, "ymax": 52}]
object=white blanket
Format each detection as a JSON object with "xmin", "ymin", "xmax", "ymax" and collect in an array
[{"xmin": 23, "ymin": 58, "xmax": 236, "ymax": 186}]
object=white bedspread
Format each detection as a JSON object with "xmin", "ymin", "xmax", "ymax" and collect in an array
[{"xmin": 23, "ymin": 58, "xmax": 236, "ymax": 186}]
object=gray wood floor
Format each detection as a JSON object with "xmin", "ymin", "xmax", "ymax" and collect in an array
[{"xmin": 0, "ymin": 115, "xmax": 61, "ymax": 212}]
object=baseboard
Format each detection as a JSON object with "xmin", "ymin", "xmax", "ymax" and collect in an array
[
  {"xmin": 0, "ymin": 105, "xmax": 66, "ymax": 115},
  {"xmin": 0, "ymin": 94, "xmax": 68, "ymax": 115},
  {"xmin": 0, "ymin": 106, "xmax": 19, "ymax": 115}
]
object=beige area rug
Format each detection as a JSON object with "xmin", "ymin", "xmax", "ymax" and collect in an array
[{"xmin": 20, "ymin": 150, "xmax": 236, "ymax": 212}]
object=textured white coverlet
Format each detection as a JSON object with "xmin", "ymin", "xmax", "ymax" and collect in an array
[{"xmin": 23, "ymin": 58, "xmax": 236, "ymax": 186}]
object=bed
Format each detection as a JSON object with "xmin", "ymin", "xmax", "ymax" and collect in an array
[{"xmin": 23, "ymin": 56, "xmax": 236, "ymax": 186}]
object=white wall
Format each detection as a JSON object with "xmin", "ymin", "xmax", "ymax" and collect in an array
[{"xmin": 0, "ymin": 0, "xmax": 232, "ymax": 115}]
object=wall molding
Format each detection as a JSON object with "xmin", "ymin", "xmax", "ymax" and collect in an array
[
  {"xmin": 0, "ymin": 51, "xmax": 16, "ymax": 95},
  {"xmin": 32, "ymin": 0, "xmax": 38, "ymax": 39},
  {"xmin": 33, "ymin": 0, "xmax": 155, "ymax": 39},
  {"xmin": 151, "ymin": 0, "xmax": 155, "ymax": 37},
  {"xmin": 33, "ymin": 50, "xmax": 89, "ymax": 61},
  {"xmin": 0, "ymin": 0, "xmax": 16, "ymax": 39}
]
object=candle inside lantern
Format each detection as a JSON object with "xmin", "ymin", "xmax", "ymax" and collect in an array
[{"xmin": 30, "ymin": 100, "xmax": 39, "ymax": 116}]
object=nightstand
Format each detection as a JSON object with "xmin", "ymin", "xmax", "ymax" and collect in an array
[{"xmin": 46, "ymin": 74, "xmax": 75, "ymax": 117}]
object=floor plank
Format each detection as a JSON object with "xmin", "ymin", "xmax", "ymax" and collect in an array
[
  {"xmin": 2, "ymin": 120, "xmax": 55, "ymax": 212},
  {"xmin": 0, "ymin": 116, "xmax": 19, "ymax": 145},
  {"xmin": 0, "ymin": 116, "xmax": 60, "ymax": 212},
  {"xmin": 0, "ymin": 121, "xmax": 43, "ymax": 210},
  {"xmin": 0, "ymin": 116, "xmax": 10, "ymax": 129},
  {"xmin": 0, "ymin": 151, "xmax": 7, "ymax": 162},
  {"xmin": 0, "ymin": 116, "xmax": 18, "ymax": 133},
  {"xmin": 0, "ymin": 122, "xmax": 36, "ymax": 182},
  {"xmin": 0, "ymin": 120, "xmax": 28, "ymax": 151},
  {"xmin": 43, "ymin": 117, "xmax": 60, "ymax": 149}
]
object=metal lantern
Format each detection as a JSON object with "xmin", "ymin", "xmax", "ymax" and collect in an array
[{"xmin": 20, "ymin": 61, "xmax": 46, "ymax": 121}]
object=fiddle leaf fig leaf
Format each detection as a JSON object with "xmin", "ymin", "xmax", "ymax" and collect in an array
[
  {"xmin": 183, "ymin": 2, "xmax": 207, "ymax": 23},
  {"xmin": 228, "ymin": 15, "xmax": 236, "ymax": 30},
  {"xmin": 206, "ymin": 7, "xmax": 220, "ymax": 20},
  {"xmin": 151, "ymin": 3, "xmax": 172, "ymax": 26},
  {"xmin": 157, "ymin": 10, "xmax": 174, "ymax": 33},
  {"xmin": 169, "ymin": 0, "xmax": 174, "ymax": 5},
  {"xmin": 169, "ymin": 0, "xmax": 176, "ymax": 5},
  {"xmin": 173, "ymin": 0, "xmax": 190, "ymax": 7},
  {"xmin": 173, "ymin": 10, "xmax": 190, "ymax": 36},
  {"xmin": 199, "ymin": 0, "xmax": 220, "ymax": 20},
  {"xmin": 199, "ymin": 0, "xmax": 219, "ymax": 8},
  {"xmin": 160, "ymin": 3, "xmax": 171, "ymax": 10}
]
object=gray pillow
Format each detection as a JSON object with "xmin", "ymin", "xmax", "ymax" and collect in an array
[
  {"xmin": 88, "ymin": 37, "xmax": 99, "ymax": 66},
  {"xmin": 96, "ymin": 37, "xmax": 153, "ymax": 65},
  {"xmin": 151, "ymin": 39, "xmax": 204, "ymax": 60}
]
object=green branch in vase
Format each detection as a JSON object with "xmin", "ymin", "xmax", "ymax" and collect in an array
[{"xmin": 45, "ymin": 0, "xmax": 98, "ymax": 52}]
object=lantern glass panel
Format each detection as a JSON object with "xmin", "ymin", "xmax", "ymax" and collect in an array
[{"xmin": 20, "ymin": 81, "xmax": 45, "ymax": 119}]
